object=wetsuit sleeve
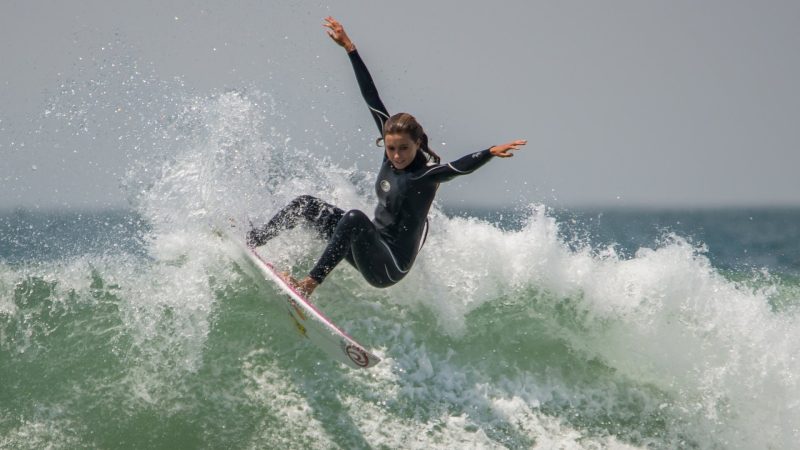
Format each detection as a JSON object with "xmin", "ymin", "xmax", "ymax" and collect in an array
[
  {"xmin": 413, "ymin": 148, "xmax": 495, "ymax": 183},
  {"xmin": 348, "ymin": 50, "xmax": 390, "ymax": 135}
]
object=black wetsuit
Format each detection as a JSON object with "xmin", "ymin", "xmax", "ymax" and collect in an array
[{"xmin": 248, "ymin": 49, "xmax": 495, "ymax": 287}]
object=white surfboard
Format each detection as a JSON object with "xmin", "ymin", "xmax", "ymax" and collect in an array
[{"xmin": 218, "ymin": 224, "xmax": 381, "ymax": 369}]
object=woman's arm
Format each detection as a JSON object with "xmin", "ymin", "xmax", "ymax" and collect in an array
[
  {"xmin": 413, "ymin": 140, "xmax": 527, "ymax": 183},
  {"xmin": 324, "ymin": 16, "xmax": 390, "ymax": 135}
]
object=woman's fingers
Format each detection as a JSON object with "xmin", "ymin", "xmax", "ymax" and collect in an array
[
  {"xmin": 323, "ymin": 20, "xmax": 343, "ymax": 43},
  {"xmin": 323, "ymin": 17, "xmax": 347, "ymax": 42},
  {"xmin": 324, "ymin": 16, "xmax": 342, "ymax": 31},
  {"xmin": 493, "ymin": 140, "xmax": 527, "ymax": 157},
  {"xmin": 507, "ymin": 139, "xmax": 527, "ymax": 150}
]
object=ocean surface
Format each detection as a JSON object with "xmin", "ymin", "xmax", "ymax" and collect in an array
[
  {"xmin": 3, "ymin": 88, "xmax": 799, "ymax": 449},
  {"xmin": 2, "ymin": 203, "xmax": 799, "ymax": 449}
]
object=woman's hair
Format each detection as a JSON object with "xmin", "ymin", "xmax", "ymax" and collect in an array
[{"xmin": 377, "ymin": 112, "xmax": 441, "ymax": 164}]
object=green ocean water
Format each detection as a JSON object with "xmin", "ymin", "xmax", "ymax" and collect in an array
[{"xmin": 2, "ymin": 207, "xmax": 799, "ymax": 449}]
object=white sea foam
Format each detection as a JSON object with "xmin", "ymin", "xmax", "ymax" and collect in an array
[
  {"xmin": 0, "ymin": 263, "xmax": 19, "ymax": 316},
  {"xmin": 0, "ymin": 416, "xmax": 83, "ymax": 450}
]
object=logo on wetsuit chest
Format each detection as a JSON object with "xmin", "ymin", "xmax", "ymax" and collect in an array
[{"xmin": 380, "ymin": 180, "xmax": 391, "ymax": 192}]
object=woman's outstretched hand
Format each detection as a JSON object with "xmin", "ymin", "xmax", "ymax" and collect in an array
[
  {"xmin": 490, "ymin": 140, "xmax": 527, "ymax": 158},
  {"xmin": 323, "ymin": 16, "xmax": 355, "ymax": 52}
]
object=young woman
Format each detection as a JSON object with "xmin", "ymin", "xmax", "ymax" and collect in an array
[{"xmin": 247, "ymin": 16, "xmax": 526, "ymax": 297}]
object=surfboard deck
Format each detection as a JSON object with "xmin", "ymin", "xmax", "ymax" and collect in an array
[{"xmin": 217, "ymin": 223, "xmax": 381, "ymax": 369}]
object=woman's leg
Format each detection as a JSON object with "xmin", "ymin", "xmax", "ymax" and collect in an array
[
  {"xmin": 247, "ymin": 195, "xmax": 344, "ymax": 247},
  {"xmin": 308, "ymin": 209, "xmax": 408, "ymax": 288}
]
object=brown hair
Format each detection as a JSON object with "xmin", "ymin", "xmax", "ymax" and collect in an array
[{"xmin": 377, "ymin": 112, "xmax": 441, "ymax": 164}]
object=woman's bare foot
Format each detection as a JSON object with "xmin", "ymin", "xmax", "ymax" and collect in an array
[
  {"xmin": 279, "ymin": 272, "xmax": 319, "ymax": 298},
  {"xmin": 295, "ymin": 277, "xmax": 319, "ymax": 297}
]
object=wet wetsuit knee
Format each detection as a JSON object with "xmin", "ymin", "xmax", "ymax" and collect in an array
[{"xmin": 309, "ymin": 209, "xmax": 405, "ymax": 288}]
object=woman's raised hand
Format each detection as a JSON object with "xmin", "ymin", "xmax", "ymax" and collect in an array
[
  {"xmin": 323, "ymin": 16, "xmax": 355, "ymax": 52},
  {"xmin": 490, "ymin": 140, "xmax": 527, "ymax": 158}
]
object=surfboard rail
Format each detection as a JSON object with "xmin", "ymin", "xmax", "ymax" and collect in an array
[{"xmin": 219, "ymin": 224, "xmax": 381, "ymax": 369}]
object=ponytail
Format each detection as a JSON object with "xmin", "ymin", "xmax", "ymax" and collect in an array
[{"xmin": 419, "ymin": 132, "xmax": 441, "ymax": 164}]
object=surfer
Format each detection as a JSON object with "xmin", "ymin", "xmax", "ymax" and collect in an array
[{"xmin": 247, "ymin": 16, "xmax": 526, "ymax": 297}]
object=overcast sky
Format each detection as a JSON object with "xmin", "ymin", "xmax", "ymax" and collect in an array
[{"xmin": 2, "ymin": 0, "xmax": 799, "ymax": 210}]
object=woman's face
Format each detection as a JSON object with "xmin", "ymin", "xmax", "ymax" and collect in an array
[{"xmin": 384, "ymin": 133, "xmax": 420, "ymax": 170}]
